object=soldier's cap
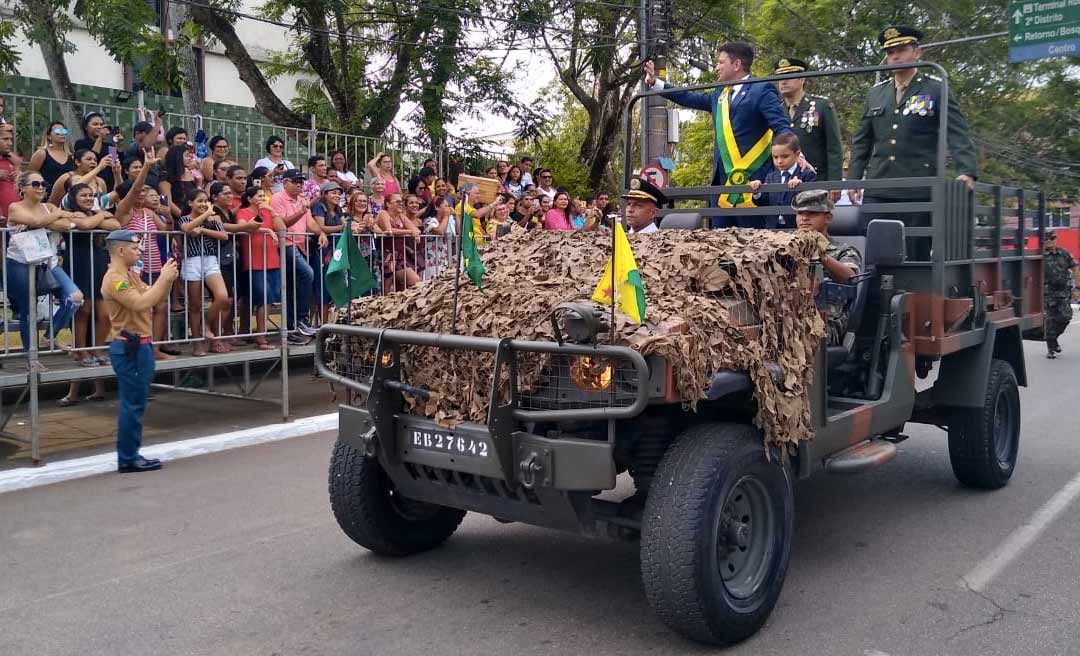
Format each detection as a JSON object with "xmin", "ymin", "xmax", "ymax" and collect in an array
[
  {"xmin": 774, "ymin": 57, "xmax": 809, "ymax": 75},
  {"xmin": 622, "ymin": 177, "xmax": 667, "ymax": 206},
  {"xmin": 281, "ymin": 169, "xmax": 304, "ymax": 182},
  {"xmin": 879, "ymin": 25, "xmax": 923, "ymax": 49},
  {"xmin": 105, "ymin": 230, "xmax": 141, "ymax": 245},
  {"xmin": 791, "ymin": 189, "xmax": 834, "ymax": 213}
]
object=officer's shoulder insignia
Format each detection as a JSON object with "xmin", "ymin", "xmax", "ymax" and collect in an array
[
  {"xmin": 872, "ymin": 78, "xmax": 890, "ymax": 87},
  {"xmin": 925, "ymin": 74, "xmax": 942, "ymax": 81},
  {"xmin": 115, "ymin": 279, "xmax": 128, "ymax": 292}
]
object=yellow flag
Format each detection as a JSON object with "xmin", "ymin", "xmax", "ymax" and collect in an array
[{"xmin": 592, "ymin": 223, "xmax": 647, "ymax": 324}]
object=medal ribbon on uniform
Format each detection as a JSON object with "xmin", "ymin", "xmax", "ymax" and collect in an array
[{"xmin": 715, "ymin": 87, "xmax": 773, "ymax": 208}]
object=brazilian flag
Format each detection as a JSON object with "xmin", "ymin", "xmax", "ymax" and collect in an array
[
  {"xmin": 460, "ymin": 203, "xmax": 485, "ymax": 289},
  {"xmin": 325, "ymin": 217, "xmax": 378, "ymax": 306}
]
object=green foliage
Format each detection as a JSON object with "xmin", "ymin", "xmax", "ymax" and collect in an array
[
  {"xmin": 0, "ymin": 21, "xmax": 21, "ymax": 78},
  {"xmin": 526, "ymin": 89, "xmax": 602, "ymax": 199},
  {"xmin": 670, "ymin": 113, "xmax": 714, "ymax": 189}
]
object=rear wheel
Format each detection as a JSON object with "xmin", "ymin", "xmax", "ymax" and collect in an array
[
  {"xmin": 640, "ymin": 423, "xmax": 793, "ymax": 646},
  {"xmin": 947, "ymin": 359, "xmax": 1021, "ymax": 489},
  {"xmin": 329, "ymin": 439, "xmax": 465, "ymax": 556}
]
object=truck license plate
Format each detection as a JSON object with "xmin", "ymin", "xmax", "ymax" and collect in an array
[{"xmin": 409, "ymin": 429, "xmax": 490, "ymax": 458}]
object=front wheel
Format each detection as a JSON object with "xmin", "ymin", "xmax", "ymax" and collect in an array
[
  {"xmin": 640, "ymin": 423, "xmax": 794, "ymax": 646},
  {"xmin": 947, "ymin": 359, "xmax": 1021, "ymax": 489},
  {"xmin": 329, "ymin": 439, "xmax": 466, "ymax": 556}
]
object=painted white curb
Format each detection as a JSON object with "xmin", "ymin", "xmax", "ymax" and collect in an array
[{"xmin": 0, "ymin": 412, "xmax": 337, "ymax": 494}]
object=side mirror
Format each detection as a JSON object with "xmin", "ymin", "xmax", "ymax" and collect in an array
[{"xmin": 865, "ymin": 219, "xmax": 906, "ymax": 268}]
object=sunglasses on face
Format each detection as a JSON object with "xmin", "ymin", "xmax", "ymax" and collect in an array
[
  {"xmin": 24, "ymin": 180, "xmax": 46, "ymax": 189},
  {"xmin": 271, "ymin": 143, "xmax": 284, "ymax": 149},
  {"xmin": 52, "ymin": 128, "xmax": 68, "ymax": 136}
]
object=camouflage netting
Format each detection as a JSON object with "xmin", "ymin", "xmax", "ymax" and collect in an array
[{"xmin": 337, "ymin": 229, "xmax": 828, "ymax": 449}]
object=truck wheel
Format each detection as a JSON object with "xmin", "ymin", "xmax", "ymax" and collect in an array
[
  {"xmin": 329, "ymin": 439, "xmax": 466, "ymax": 556},
  {"xmin": 947, "ymin": 359, "xmax": 1021, "ymax": 490},
  {"xmin": 640, "ymin": 423, "xmax": 794, "ymax": 646}
]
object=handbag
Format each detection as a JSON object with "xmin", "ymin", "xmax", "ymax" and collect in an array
[
  {"xmin": 8, "ymin": 228, "xmax": 57, "ymax": 265},
  {"xmin": 35, "ymin": 264, "xmax": 60, "ymax": 293}
]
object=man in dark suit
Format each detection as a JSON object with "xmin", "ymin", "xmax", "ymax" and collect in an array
[{"xmin": 644, "ymin": 42, "xmax": 792, "ymax": 228}]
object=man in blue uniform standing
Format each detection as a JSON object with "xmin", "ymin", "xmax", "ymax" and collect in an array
[{"xmin": 643, "ymin": 42, "xmax": 792, "ymax": 228}]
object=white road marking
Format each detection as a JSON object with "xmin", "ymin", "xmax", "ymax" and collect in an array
[
  {"xmin": 0, "ymin": 412, "xmax": 336, "ymax": 494},
  {"xmin": 962, "ymin": 470, "xmax": 1080, "ymax": 592}
]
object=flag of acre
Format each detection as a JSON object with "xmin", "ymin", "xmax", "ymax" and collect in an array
[
  {"xmin": 325, "ymin": 217, "xmax": 378, "ymax": 307},
  {"xmin": 591, "ymin": 223, "xmax": 646, "ymax": 324}
]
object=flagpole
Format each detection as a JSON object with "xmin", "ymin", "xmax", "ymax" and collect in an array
[
  {"xmin": 609, "ymin": 209, "xmax": 616, "ymax": 343},
  {"xmin": 450, "ymin": 200, "xmax": 465, "ymax": 335}
]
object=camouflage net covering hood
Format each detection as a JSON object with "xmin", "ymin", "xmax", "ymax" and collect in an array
[{"xmin": 339, "ymin": 228, "xmax": 828, "ymax": 449}]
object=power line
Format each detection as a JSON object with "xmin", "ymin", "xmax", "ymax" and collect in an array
[{"xmin": 168, "ymin": 0, "xmax": 629, "ymax": 53}]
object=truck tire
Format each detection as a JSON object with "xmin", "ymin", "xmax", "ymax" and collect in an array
[
  {"xmin": 947, "ymin": 359, "xmax": 1021, "ymax": 490},
  {"xmin": 329, "ymin": 439, "xmax": 465, "ymax": 556},
  {"xmin": 640, "ymin": 423, "xmax": 794, "ymax": 646}
]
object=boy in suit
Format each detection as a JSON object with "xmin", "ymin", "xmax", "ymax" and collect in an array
[{"xmin": 749, "ymin": 132, "xmax": 816, "ymax": 229}]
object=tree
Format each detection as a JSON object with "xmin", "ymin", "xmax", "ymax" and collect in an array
[
  {"xmin": 10, "ymin": 0, "xmax": 83, "ymax": 130},
  {"xmin": 184, "ymin": 0, "xmax": 530, "ymax": 145}
]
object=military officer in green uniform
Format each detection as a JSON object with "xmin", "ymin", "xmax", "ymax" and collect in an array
[
  {"xmin": 774, "ymin": 58, "xmax": 844, "ymax": 182},
  {"xmin": 848, "ymin": 25, "xmax": 978, "ymax": 243},
  {"xmin": 1043, "ymin": 231, "xmax": 1078, "ymax": 359}
]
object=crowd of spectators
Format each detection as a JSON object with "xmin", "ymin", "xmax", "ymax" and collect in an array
[{"xmin": 0, "ymin": 107, "xmax": 618, "ymax": 394}]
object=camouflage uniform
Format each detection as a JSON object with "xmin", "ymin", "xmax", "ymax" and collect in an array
[
  {"xmin": 1044, "ymin": 247, "xmax": 1076, "ymax": 353},
  {"xmin": 824, "ymin": 239, "xmax": 863, "ymax": 345}
]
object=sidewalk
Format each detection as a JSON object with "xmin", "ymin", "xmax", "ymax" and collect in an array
[{"xmin": 0, "ymin": 365, "xmax": 340, "ymax": 469}]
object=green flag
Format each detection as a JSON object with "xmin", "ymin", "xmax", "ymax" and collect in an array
[
  {"xmin": 461, "ymin": 204, "xmax": 485, "ymax": 289},
  {"xmin": 325, "ymin": 217, "xmax": 378, "ymax": 307}
]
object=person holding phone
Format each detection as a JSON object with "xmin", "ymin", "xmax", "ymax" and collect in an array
[
  {"xmin": 253, "ymin": 135, "xmax": 296, "ymax": 193},
  {"xmin": 75, "ymin": 112, "xmax": 118, "ymax": 191}
]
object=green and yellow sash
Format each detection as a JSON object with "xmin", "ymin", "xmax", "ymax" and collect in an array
[{"xmin": 715, "ymin": 87, "xmax": 773, "ymax": 207}]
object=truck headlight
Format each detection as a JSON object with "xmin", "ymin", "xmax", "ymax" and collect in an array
[{"xmin": 570, "ymin": 356, "xmax": 613, "ymax": 392}]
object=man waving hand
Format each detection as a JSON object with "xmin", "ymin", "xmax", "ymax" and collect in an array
[{"xmin": 644, "ymin": 42, "xmax": 791, "ymax": 227}]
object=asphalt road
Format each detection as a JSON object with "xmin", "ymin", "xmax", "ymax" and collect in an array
[{"xmin": 2, "ymin": 332, "xmax": 1080, "ymax": 656}]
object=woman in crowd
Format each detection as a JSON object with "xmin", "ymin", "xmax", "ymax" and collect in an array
[
  {"xmin": 544, "ymin": 190, "xmax": 575, "ymax": 231},
  {"xmin": 421, "ymin": 195, "xmax": 454, "ymax": 280},
  {"xmin": 303, "ymin": 154, "xmax": 330, "ymax": 200},
  {"xmin": 48, "ymin": 148, "xmax": 116, "ymax": 207},
  {"xmin": 503, "ymin": 165, "xmax": 524, "ymax": 198},
  {"xmin": 209, "ymin": 158, "xmax": 233, "ymax": 191},
  {"xmin": 61, "ymin": 181, "xmax": 121, "ymax": 377},
  {"xmin": 200, "ymin": 136, "xmax": 230, "ymax": 183},
  {"xmin": 253, "ymin": 135, "xmax": 296, "ymax": 193},
  {"xmin": 73, "ymin": 112, "xmax": 116, "ymax": 192},
  {"xmin": 310, "ymin": 181, "xmax": 346, "ymax": 322},
  {"xmin": 178, "ymin": 188, "xmax": 231, "ymax": 356},
  {"xmin": 211, "ymin": 181, "xmax": 261, "ymax": 347},
  {"xmin": 29, "ymin": 121, "xmax": 75, "ymax": 195},
  {"xmin": 328, "ymin": 151, "xmax": 359, "ymax": 197},
  {"xmin": 115, "ymin": 149, "xmax": 177, "ymax": 359},
  {"xmin": 366, "ymin": 152, "xmax": 401, "ymax": 196},
  {"xmin": 375, "ymin": 192, "xmax": 420, "ymax": 292},
  {"xmin": 160, "ymin": 144, "xmax": 200, "ymax": 221},
  {"xmin": 344, "ymin": 189, "xmax": 382, "ymax": 287},
  {"xmin": 236, "ymin": 187, "xmax": 283, "ymax": 349},
  {"xmin": 368, "ymin": 177, "xmax": 387, "ymax": 216},
  {"xmin": 248, "ymin": 166, "xmax": 273, "ymax": 197},
  {"xmin": 5, "ymin": 172, "xmax": 84, "ymax": 370}
]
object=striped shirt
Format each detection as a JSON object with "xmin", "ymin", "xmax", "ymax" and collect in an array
[
  {"xmin": 178, "ymin": 214, "xmax": 224, "ymax": 258},
  {"xmin": 122, "ymin": 209, "xmax": 163, "ymax": 273}
]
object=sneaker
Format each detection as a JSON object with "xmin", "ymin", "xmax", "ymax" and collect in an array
[
  {"xmin": 1054, "ymin": 344, "xmax": 1063, "ymax": 353},
  {"xmin": 297, "ymin": 320, "xmax": 317, "ymax": 337},
  {"xmin": 287, "ymin": 333, "xmax": 310, "ymax": 346},
  {"xmin": 1047, "ymin": 351, "xmax": 1056, "ymax": 359}
]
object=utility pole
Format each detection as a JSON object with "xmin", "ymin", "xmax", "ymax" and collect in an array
[{"xmin": 640, "ymin": 0, "xmax": 674, "ymax": 172}]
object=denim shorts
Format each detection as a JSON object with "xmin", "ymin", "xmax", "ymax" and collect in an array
[{"xmin": 180, "ymin": 255, "xmax": 221, "ymax": 282}]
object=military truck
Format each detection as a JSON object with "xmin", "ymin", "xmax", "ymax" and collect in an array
[{"xmin": 314, "ymin": 63, "xmax": 1046, "ymax": 646}]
